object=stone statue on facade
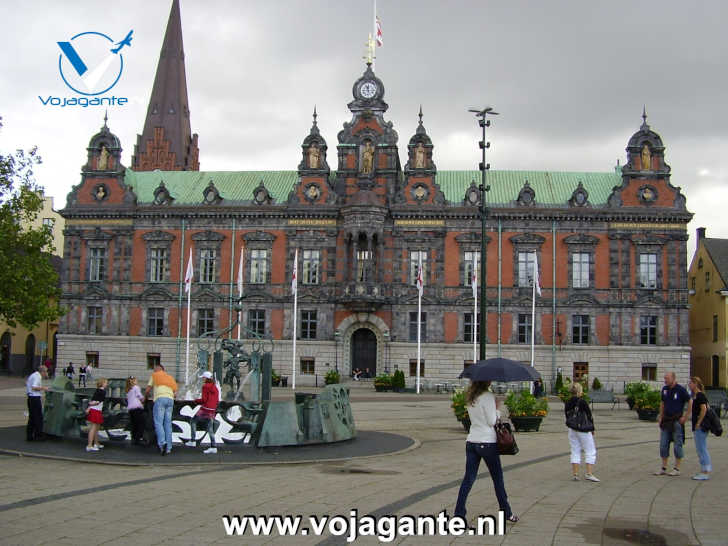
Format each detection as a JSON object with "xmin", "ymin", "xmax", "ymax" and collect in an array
[
  {"xmin": 414, "ymin": 143, "xmax": 426, "ymax": 169},
  {"xmin": 641, "ymin": 143, "xmax": 651, "ymax": 171},
  {"xmin": 308, "ymin": 144, "xmax": 320, "ymax": 169},
  {"xmin": 98, "ymin": 145, "xmax": 110, "ymax": 170},
  {"xmin": 361, "ymin": 141, "xmax": 374, "ymax": 174}
]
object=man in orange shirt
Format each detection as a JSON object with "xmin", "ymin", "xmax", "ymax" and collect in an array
[{"xmin": 145, "ymin": 363, "xmax": 178, "ymax": 455}]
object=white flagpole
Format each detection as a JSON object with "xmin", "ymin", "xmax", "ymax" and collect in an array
[
  {"xmin": 372, "ymin": 0, "xmax": 377, "ymax": 71},
  {"xmin": 184, "ymin": 249, "xmax": 193, "ymax": 390},
  {"xmin": 472, "ymin": 256, "xmax": 477, "ymax": 365},
  {"xmin": 416, "ymin": 252, "xmax": 423, "ymax": 394},
  {"xmin": 237, "ymin": 247, "xmax": 244, "ymax": 340},
  {"xmin": 291, "ymin": 249, "xmax": 298, "ymax": 390},
  {"xmin": 530, "ymin": 251, "xmax": 537, "ymax": 368}
]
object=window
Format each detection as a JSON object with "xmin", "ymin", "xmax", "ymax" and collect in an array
[
  {"xmin": 518, "ymin": 251, "xmax": 536, "ymax": 288},
  {"xmin": 200, "ymin": 249, "xmax": 217, "ymax": 284},
  {"xmin": 464, "ymin": 312, "xmax": 480, "ymax": 343},
  {"xmin": 147, "ymin": 353, "xmax": 161, "ymax": 370},
  {"xmin": 409, "ymin": 311, "xmax": 427, "ymax": 342},
  {"xmin": 88, "ymin": 306, "xmax": 102, "ymax": 334},
  {"xmin": 301, "ymin": 358, "xmax": 315, "ymax": 375},
  {"xmin": 42, "ymin": 218, "xmax": 55, "ymax": 228},
  {"xmin": 409, "ymin": 359, "xmax": 425, "ymax": 377},
  {"xmin": 301, "ymin": 310, "xmax": 317, "ymax": 339},
  {"xmin": 705, "ymin": 271, "xmax": 711, "ymax": 292},
  {"xmin": 88, "ymin": 247, "xmax": 106, "ymax": 282},
  {"xmin": 250, "ymin": 249, "xmax": 267, "ymax": 284},
  {"xmin": 302, "ymin": 250, "xmax": 320, "ymax": 285},
  {"xmin": 573, "ymin": 362, "xmax": 588, "ymax": 382},
  {"xmin": 517, "ymin": 314, "xmax": 532, "ymax": 344},
  {"xmin": 150, "ymin": 248, "xmax": 168, "ymax": 282},
  {"xmin": 248, "ymin": 309, "xmax": 265, "ymax": 337},
  {"xmin": 147, "ymin": 308, "xmax": 164, "ymax": 336},
  {"xmin": 572, "ymin": 252, "xmax": 590, "ymax": 288},
  {"xmin": 86, "ymin": 352, "xmax": 99, "ymax": 369},
  {"xmin": 640, "ymin": 315, "xmax": 658, "ymax": 345},
  {"xmin": 572, "ymin": 315, "xmax": 590, "ymax": 344},
  {"xmin": 198, "ymin": 308, "xmax": 215, "ymax": 337},
  {"xmin": 357, "ymin": 249, "xmax": 372, "ymax": 282},
  {"xmin": 713, "ymin": 315, "xmax": 718, "ymax": 343},
  {"xmin": 464, "ymin": 251, "xmax": 480, "ymax": 286},
  {"xmin": 641, "ymin": 363, "xmax": 657, "ymax": 381},
  {"xmin": 691, "ymin": 277, "xmax": 696, "ymax": 291},
  {"xmin": 410, "ymin": 251, "xmax": 427, "ymax": 286},
  {"xmin": 639, "ymin": 253, "xmax": 657, "ymax": 288}
]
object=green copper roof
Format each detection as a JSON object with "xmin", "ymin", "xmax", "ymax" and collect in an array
[{"xmin": 124, "ymin": 168, "xmax": 621, "ymax": 207}]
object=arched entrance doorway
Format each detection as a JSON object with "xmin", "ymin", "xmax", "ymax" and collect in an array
[
  {"xmin": 0, "ymin": 332, "xmax": 11, "ymax": 372},
  {"xmin": 351, "ymin": 328, "xmax": 377, "ymax": 377},
  {"xmin": 24, "ymin": 334, "xmax": 35, "ymax": 375}
]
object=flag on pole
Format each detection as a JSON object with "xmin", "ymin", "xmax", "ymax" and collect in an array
[
  {"xmin": 471, "ymin": 258, "xmax": 477, "ymax": 299},
  {"xmin": 184, "ymin": 249, "xmax": 193, "ymax": 293},
  {"xmin": 292, "ymin": 249, "xmax": 298, "ymax": 295},
  {"xmin": 376, "ymin": 15, "xmax": 383, "ymax": 47},
  {"xmin": 237, "ymin": 249, "xmax": 244, "ymax": 297},
  {"xmin": 533, "ymin": 251, "xmax": 541, "ymax": 297},
  {"xmin": 416, "ymin": 252, "xmax": 424, "ymax": 297}
]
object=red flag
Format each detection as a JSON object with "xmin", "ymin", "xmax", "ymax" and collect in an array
[
  {"xmin": 291, "ymin": 249, "xmax": 298, "ymax": 295},
  {"xmin": 416, "ymin": 252, "xmax": 423, "ymax": 297},
  {"xmin": 184, "ymin": 249, "xmax": 193, "ymax": 294},
  {"xmin": 376, "ymin": 16, "xmax": 383, "ymax": 47}
]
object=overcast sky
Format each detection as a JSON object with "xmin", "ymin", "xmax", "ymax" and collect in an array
[{"xmin": 1, "ymin": 0, "xmax": 726, "ymax": 258}]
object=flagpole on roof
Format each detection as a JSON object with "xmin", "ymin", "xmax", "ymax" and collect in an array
[{"xmin": 372, "ymin": 0, "xmax": 377, "ymax": 71}]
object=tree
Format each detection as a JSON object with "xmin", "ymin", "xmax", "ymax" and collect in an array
[{"xmin": 0, "ymin": 117, "xmax": 63, "ymax": 328}]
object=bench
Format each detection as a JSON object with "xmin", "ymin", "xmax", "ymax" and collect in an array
[
  {"xmin": 705, "ymin": 389, "xmax": 728, "ymax": 418},
  {"xmin": 590, "ymin": 390, "xmax": 619, "ymax": 410}
]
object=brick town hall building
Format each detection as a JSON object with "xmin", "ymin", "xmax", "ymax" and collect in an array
[{"xmin": 57, "ymin": 1, "xmax": 692, "ymax": 389}]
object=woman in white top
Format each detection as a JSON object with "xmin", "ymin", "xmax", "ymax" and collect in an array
[{"xmin": 454, "ymin": 380, "xmax": 518, "ymax": 523}]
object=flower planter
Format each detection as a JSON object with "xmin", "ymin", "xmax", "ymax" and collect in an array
[
  {"xmin": 374, "ymin": 384, "xmax": 391, "ymax": 392},
  {"xmin": 510, "ymin": 415, "xmax": 543, "ymax": 432},
  {"xmin": 636, "ymin": 408, "xmax": 659, "ymax": 421}
]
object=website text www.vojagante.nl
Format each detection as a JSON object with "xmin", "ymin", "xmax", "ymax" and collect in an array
[{"xmin": 222, "ymin": 509, "xmax": 507, "ymax": 542}]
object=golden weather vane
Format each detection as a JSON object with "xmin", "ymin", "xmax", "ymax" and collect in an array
[{"xmin": 363, "ymin": 32, "xmax": 375, "ymax": 64}]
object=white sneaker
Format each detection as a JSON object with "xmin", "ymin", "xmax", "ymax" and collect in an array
[
  {"xmin": 203, "ymin": 447, "xmax": 217, "ymax": 454},
  {"xmin": 185, "ymin": 441, "xmax": 196, "ymax": 447},
  {"xmin": 692, "ymin": 473, "xmax": 709, "ymax": 481},
  {"xmin": 86, "ymin": 446, "xmax": 99, "ymax": 452},
  {"xmin": 585, "ymin": 473, "xmax": 600, "ymax": 482},
  {"xmin": 94, "ymin": 444, "xmax": 104, "ymax": 449}
]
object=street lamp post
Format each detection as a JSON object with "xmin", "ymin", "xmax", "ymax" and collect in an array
[{"xmin": 469, "ymin": 107, "xmax": 498, "ymax": 361}]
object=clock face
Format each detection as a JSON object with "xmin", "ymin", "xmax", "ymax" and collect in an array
[
  {"xmin": 305, "ymin": 185, "xmax": 320, "ymax": 200},
  {"xmin": 360, "ymin": 81, "xmax": 378, "ymax": 99},
  {"xmin": 468, "ymin": 188, "xmax": 479, "ymax": 204},
  {"xmin": 254, "ymin": 189, "xmax": 266, "ymax": 204}
]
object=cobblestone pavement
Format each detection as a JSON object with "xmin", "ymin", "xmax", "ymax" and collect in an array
[{"xmin": 0, "ymin": 376, "xmax": 725, "ymax": 545}]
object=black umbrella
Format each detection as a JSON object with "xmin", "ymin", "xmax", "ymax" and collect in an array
[{"xmin": 459, "ymin": 357, "xmax": 541, "ymax": 382}]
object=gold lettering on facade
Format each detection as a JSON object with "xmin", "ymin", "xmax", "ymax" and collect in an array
[
  {"xmin": 609, "ymin": 223, "xmax": 684, "ymax": 230},
  {"xmin": 66, "ymin": 219, "xmax": 133, "ymax": 226},
  {"xmin": 394, "ymin": 219, "xmax": 445, "ymax": 227},
  {"xmin": 287, "ymin": 219, "xmax": 337, "ymax": 226}
]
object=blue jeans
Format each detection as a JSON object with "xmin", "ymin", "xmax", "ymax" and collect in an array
[
  {"xmin": 153, "ymin": 397, "xmax": 174, "ymax": 451},
  {"xmin": 190, "ymin": 415, "xmax": 217, "ymax": 447},
  {"xmin": 693, "ymin": 428, "xmax": 712, "ymax": 472},
  {"xmin": 455, "ymin": 442, "xmax": 512, "ymax": 519},
  {"xmin": 659, "ymin": 420, "xmax": 684, "ymax": 459}
]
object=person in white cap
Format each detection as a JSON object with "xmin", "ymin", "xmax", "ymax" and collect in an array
[{"xmin": 186, "ymin": 371, "xmax": 220, "ymax": 454}]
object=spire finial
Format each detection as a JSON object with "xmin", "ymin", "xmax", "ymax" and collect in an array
[
  {"xmin": 103, "ymin": 109, "xmax": 108, "ymax": 128},
  {"xmin": 640, "ymin": 105, "xmax": 649, "ymax": 130},
  {"xmin": 312, "ymin": 105, "xmax": 317, "ymax": 127},
  {"xmin": 418, "ymin": 105, "xmax": 423, "ymax": 125},
  {"xmin": 363, "ymin": 33, "xmax": 375, "ymax": 65}
]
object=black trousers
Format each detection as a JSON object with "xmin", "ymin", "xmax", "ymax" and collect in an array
[
  {"xmin": 129, "ymin": 408, "xmax": 146, "ymax": 441},
  {"xmin": 26, "ymin": 396, "xmax": 43, "ymax": 440}
]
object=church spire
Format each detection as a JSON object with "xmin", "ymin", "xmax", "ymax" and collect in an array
[{"xmin": 132, "ymin": 0, "xmax": 199, "ymax": 171}]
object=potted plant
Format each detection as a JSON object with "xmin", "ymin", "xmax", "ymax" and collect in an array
[
  {"xmin": 373, "ymin": 373, "xmax": 392, "ymax": 392},
  {"xmin": 271, "ymin": 369, "xmax": 281, "ymax": 387},
  {"xmin": 634, "ymin": 389, "xmax": 661, "ymax": 421},
  {"xmin": 392, "ymin": 370, "xmax": 405, "ymax": 392},
  {"xmin": 451, "ymin": 389, "xmax": 470, "ymax": 431},
  {"xmin": 505, "ymin": 390, "xmax": 549, "ymax": 432},
  {"xmin": 592, "ymin": 377, "xmax": 602, "ymax": 391},
  {"xmin": 625, "ymin": 382, "xmax": 650, "ymax": 411},
  {"xmin": 324, "ymin": 369, "xmax": 340, "ymax": 385}
]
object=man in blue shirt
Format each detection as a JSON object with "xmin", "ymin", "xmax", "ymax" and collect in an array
[{"xmin": 654, "ymin": 372, "xmax": 691, "ymax": 476}]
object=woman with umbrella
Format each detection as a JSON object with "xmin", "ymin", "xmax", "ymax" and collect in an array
[{"xmin": 454, "ymin": 358, "xmax": 525, "ymax": 523}]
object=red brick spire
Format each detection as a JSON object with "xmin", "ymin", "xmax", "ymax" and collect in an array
[{"xmin": 132, "ymin": 0, "xmax": 199, "ymax": 171}]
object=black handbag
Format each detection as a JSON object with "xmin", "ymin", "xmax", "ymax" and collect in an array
[
  {"xmin": 495, "ymin": 421, "xmax": 519, "ymax": 455},
  {"xmin": 565, "ymin": 404, "xmax": 594, "ymax": 432},
  {"xmin": 701, "ymin": 407, "xmax": 723, "ymax": 437}
]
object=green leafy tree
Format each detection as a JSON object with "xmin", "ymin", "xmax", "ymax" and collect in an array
[{"xmin": 0, "ymin": 117, "xmax": 62, "ymax": 328}]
